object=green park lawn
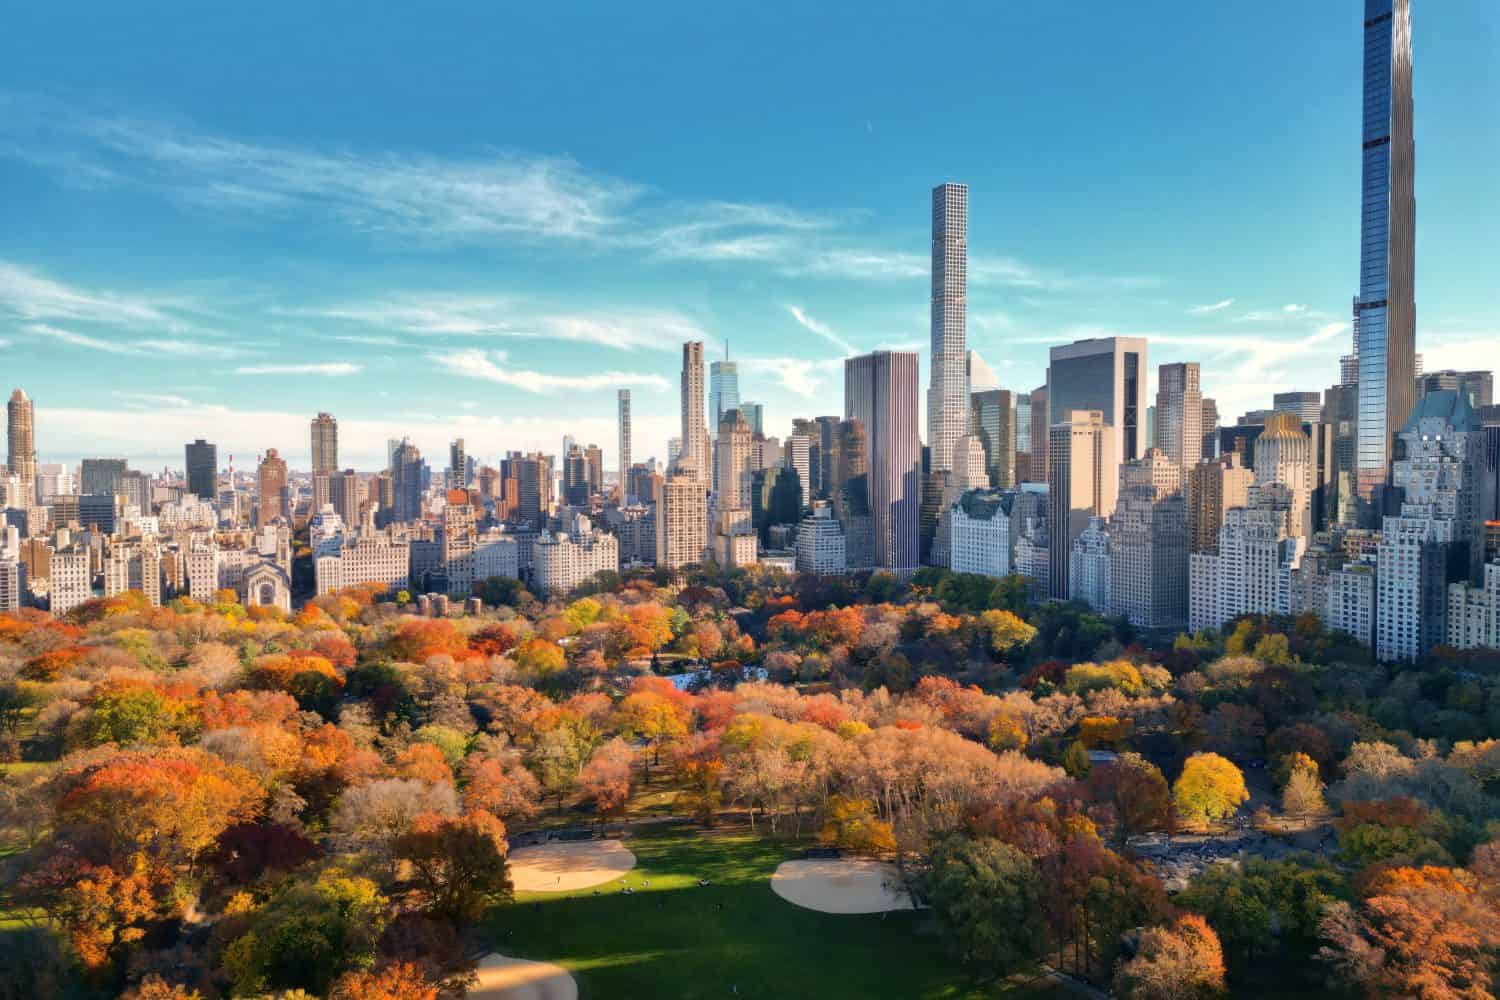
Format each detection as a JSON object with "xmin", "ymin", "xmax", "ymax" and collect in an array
[{"xmin": 485, "ymin": 824, "xmax": 1065, "ymax": 1000}]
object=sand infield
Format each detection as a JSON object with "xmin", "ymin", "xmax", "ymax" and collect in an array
[
  {"xmin": 469, "ymin": 953, "xmax": 578, "ymax": 1000},
  {"xmin": 769, "ymin": 857, "xmax": 914, "ymax": 914},
  {"xmin": 508, "ymin": 838, "xmax": 637, "ymax": 893}
]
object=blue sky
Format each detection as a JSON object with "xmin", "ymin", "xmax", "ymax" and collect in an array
[{"xmin": 1, "ymin": 1, "xmax": 1495, "ymax": 473}]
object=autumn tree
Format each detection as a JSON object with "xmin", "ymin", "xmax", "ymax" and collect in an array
[
  {"xmin": 1281, "ymin": 753, "xmax": 1326, "ymax": 821},
  {"xmin": 1089, "ymin": 752, "xmax": 1172, "ymax": 842},
  {"xmin": 819, "ymin": 795, "xmax": 897, "ymax": 854},
  {"xmin": 395, "ymin": 811, "xmax": 512, "ymax": 920},
  {"xmin": 578, "ymin": 738, "xmax": 633, "ymax": 823},
  {"xmin": 979, "ymin": 609, "xmax": 1037, "ymax": 658},
  {"xmin": 1172, "ymin": 753, "xmax": 1248, "ymax": 830},
  {"xmin": 1319, "ymin": 869, "xmax": 1500, "ymax": 999},
  {"xmin": 1114, "ymin": 914, "xmax": 1227, "ymax": 1000},
  {"xmin": 330, "ymin": 962, "xmax": 438, "ymax": 1000}
]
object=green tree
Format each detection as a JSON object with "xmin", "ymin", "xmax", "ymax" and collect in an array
[
  {"xmin": 928, "ymin": 836, "xmax": 1044, "ymax": 975},
  {"xmin": 222, "ymin": 869, "xmax": 389, "ymax": 996}
]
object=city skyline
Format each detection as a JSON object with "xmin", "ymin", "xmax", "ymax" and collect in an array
[{"xmin": 0, "ymin": 3, "xmax": 1496, "ymax": 474}]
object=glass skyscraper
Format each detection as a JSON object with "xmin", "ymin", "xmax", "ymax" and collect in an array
[
  {"xmin": 709, "ymin": 358, "xmax": 740, "ymax": 429},
  {"xmin": 1354, "ymin": 0, "xmax": 1416, "ymax": 512}
]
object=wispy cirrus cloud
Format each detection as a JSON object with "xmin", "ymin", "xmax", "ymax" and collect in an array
[
  {"xmin": 1, "ymin": 95, "xmax": 637, "ymax": 244},
  {"xmin": 286, "ymin": 295, "xmax": 708, "ymax": 353},
  {"xmin": 427, "ymin": 348, "xmax": 669, "ymax": 394},
  {"xmin": 1187, "ymin": 298, "xmax": 1234, "ymax": 315},
  {"xmin": 112, "ymin": 390, "xmax": 197, "ymax": 408},
  {"xmin": 235, "ymin": 362, "xmax": 361, "ymax": 376},
  {"xmin": 1, "ymin": 95, "xmax": 1157, "ymax": 293},
  {"xmin": 786, "ymin": 305, "xmax": 857, "ymax": 355},
  {"xmin": 29, "ymin": 322, "xmax": 243, "ymax": 359},
  {"xmin": 0, "ymin": 261, "xmax": 181, "ymax": 327}
]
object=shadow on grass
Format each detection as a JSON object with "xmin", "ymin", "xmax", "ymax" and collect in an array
[{"xmin": 486, "ymin": 826, "xmax": 1064, "ymax": 1000}]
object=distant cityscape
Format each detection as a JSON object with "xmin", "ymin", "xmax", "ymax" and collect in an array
[{"xmin": 4, "ymin": 0, "xmax": 1497, "ymax": 663}]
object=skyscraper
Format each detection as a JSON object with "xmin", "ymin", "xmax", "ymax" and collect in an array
[
  {"xmin": 256, "ymin": 448, "xmax": 289, "ymax": 525},
  {"xmin": 311, "ymin": 412, "xmax": 338, "ymax": 474},
  {"xmin": 1110, "ymin": 450, "xmax": 1188, "ymax": 629},
  {"xmin": 618, "ymin": 389, "xmax": 632, "ymax": 500},
  {"xmin": 969, "ymin": 389, "xmax": 1015, "ymax": 488},
  {"xmin": 1048, "ymin": 410, "xmax": 1119, "ymax": 600},
  {"xmin": 6, "ymin": 389, "xmax": 36, "ymax": 505},
  {"xmin": 1029, "ymin": 386, "xmax": 1049, "ymax": 483},
  {"xmin": 185, "ymin": 439, "xmax": 217, "ymax": 500},
  {"xmin": 448, "ymin": 438, "xmax": 468, "ymax": 490},
  {"xmin": 928, "ymin": 182, "xmax": 968, "ymax": 474},
  {"xmin": 1272, "ymin": 392, "xmax": 1323, "ymax": 424},
  {"xmin": 1154, "ymin": 363, "xmax": 1202, "ymax": 473},
  {"xmin": 1355, "ymin": 0, "xmax": 1417, "ymax": 511},
  {"xmin": 845, "ymin": 351, "xmax": 921, "ymax": 573},
  {"xmin": 390, "ymin": 440, "xmax": 424, "ymax": 525},
  {"xmin": 680, "ymin": 341, "xmax": 709, "ymax": 483},
  {"xmin": 1047, "ymin": 337, "xmax": 1149, "ymax": 465},
  {"xmin": 709, "ymin": 354, "xmax": 741, "ymax": 430}
]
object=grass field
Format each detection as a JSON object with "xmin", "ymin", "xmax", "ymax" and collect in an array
[{"xmin": 485, "ymin": 824, "xmax": 1065, "ymax": 1000}]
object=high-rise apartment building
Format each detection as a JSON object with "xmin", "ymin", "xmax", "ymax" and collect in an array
[
  {"xmin": 256, "ymin": 449, "xmax": 288, "ymax": 525},
  {"xmin": 715, "ymin": 410, "xmax": 755, "ymax": 511},
  {"xmin": 970, "ymin": 389, "xmax": 1015, "ymax": 489},
  {"xmin": 656, "ymin": 473, "xmax": 708, "ymax": 571},
  {"xmin": 1354, "ymin": 0, "xmax": 1417, "ymax": 510},
  {"xmin": 845, "ymin": 351, "xmax": 921, "ymax": 573},
  {"xmin": 1376, "ymin": 391, "xmax": 1485, "ymax": 661},
  {"xmin": 618, "ymin": 389, "xmax": 632, "ymax": 500},
  {"xmin": 1048, "ymin": 409, "xmax": 1119, "ymax": 600},
  {"xmin": 329, "ymin": 469, "xmax": 362, "ymax": 527},
  {"xmin": 584, "ymin": 444, "xmax": 603, "ymax": 497},
  {"xmin": 927, "ymin": 182, "xmax": 969, "ymax": 474},
  {"xmin": 1187, "ymin": 452, "xmax": 1255, "ymax": 554},
  {"xmin": 7, "ymin": 389, "xmax": 36, "ymax": 506},
  {"xmin": 1253, "ymin": 413, "xmax": 1315, "ymax": 540},
  {"xmin": 1154, "ymin": 363, "xmax": 1203, "ymax": 472},
  {"xmin": 185, "ymin": 439, "xmax": 217, "ymax": 501},
  {"xmin": 1109, "ymin": 450, "xmax": 1188, "ymax": 629},
  {"xmin": 311, "ymin": 412, "xmax": 338, "ymax": 474},
  {"xmin": 680, "ymin": 341, "xmax": 709, "ymax": 483},
  {"xmin": 784, "ymin": 434, "xmax": 812, "ymax": 513},
  {"xmin": 1048, "ymin": 337, "xmax": 1148, "ymax": 465},
  {"xmin": 740, "ymin": 402, "xmax": 764, "ymax": 437}
]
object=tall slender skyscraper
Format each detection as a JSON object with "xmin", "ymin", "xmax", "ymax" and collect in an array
[
  {"xmin": 709, "ymin": 353, "xmax": 741, "ymax": 429},
  {"xmin": 680, "ymin": 341, "xmax": 708, "ymax": 483},
  {"xmin": 1355, "ymin": 0, "xmax": 1416, "ymax": 511},
  {"xmin": 617, "ymin": 389, "xmax": 632, "ymax": 500},
  {"xmin": 7, "ymin": 389, "xmax": 36, "ymax": 504},
  {"xmin": 928, "ymin": 183, "xmax": 968, "ymax": 473},
  {"xmin": 310, "ymin": 412, "xmax": 338, "ymax": 474},
  {"xmin": 1155, "ymin": 362, "xmax": 1203, "ymax": 472},
  {"xmin": 846, "ymin": 351, "xmax": 921, "ymax": 573}
]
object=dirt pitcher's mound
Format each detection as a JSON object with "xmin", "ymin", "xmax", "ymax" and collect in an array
[
  {"xmin": 469, "ymin": 953, "xmax": 578, "ymax": 1000},
  {"xmin": 509, "ymin": 838, "xmax": 637, "ymax": 893},
  {"xmin": 770, "ymin": 857, "xmax": 914, "ymax": 914}
]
